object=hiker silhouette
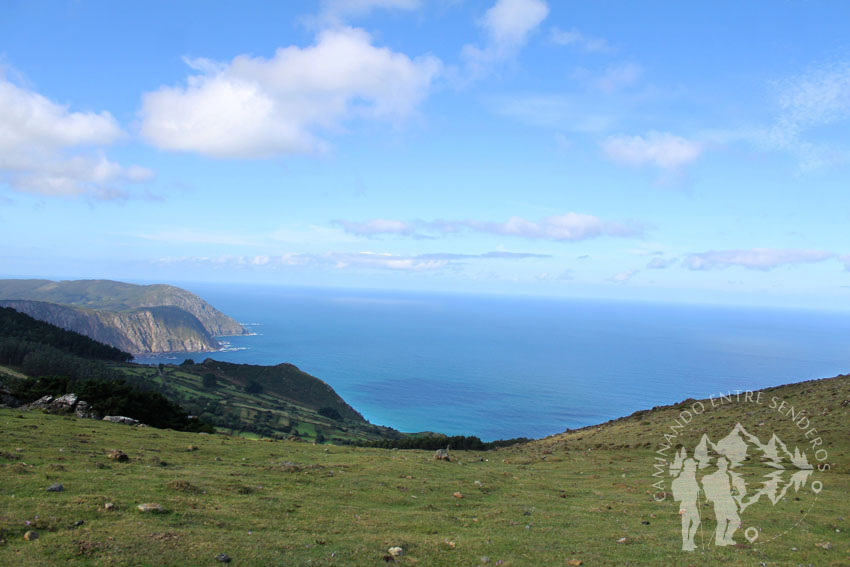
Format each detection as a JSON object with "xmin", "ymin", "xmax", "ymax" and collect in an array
[
  {"xmin": 671, "ymin": 456, "xmax": 700, "ymax": 551},
  {"xmin": 701, "ymin": 457, "xmax": 741, "ymax": 546}
]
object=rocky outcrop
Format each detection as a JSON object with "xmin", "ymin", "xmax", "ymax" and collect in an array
[
  {"xmin": 0, "ymin": 300, "xmax": 220, "ymax": 354},
  {"xmin": 22, "ymin": 393, "xmax": 100, "ymax": 418}
]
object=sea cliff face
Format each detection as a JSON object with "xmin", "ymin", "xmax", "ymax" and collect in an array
[
  {"xmin": 0, "ymin": 279, "xmax": 248, "ymax": 338},
  {"xmin": 0, "ymin": 300, "xmax": 220, "ymax": 354}
]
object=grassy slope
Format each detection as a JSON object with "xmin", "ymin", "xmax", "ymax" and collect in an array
[
  {"xmin": 113, "ymin": 361, "xmax": 398, "ymax": 443},
  {"xmin": 1, "ymin": 375, "xmax": 848, "ymax": 566}
]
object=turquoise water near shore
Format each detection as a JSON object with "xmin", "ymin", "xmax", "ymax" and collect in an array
[{"xmin": 136, "ymin": 284, "xmax": 850, "ymax": 441}]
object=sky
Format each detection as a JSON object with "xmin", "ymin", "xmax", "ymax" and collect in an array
[{"xmin": 2, "ymin": 0, "xmax": 850, "ymax": 309}]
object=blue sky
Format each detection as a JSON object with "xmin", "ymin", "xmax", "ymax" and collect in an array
[{"xmin": 2, "ymin": 0, "xmax": 850, "ymax": 309}]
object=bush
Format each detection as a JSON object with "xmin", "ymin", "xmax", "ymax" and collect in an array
[
  {"xmin": 202, "ymin": 373, "xmax": 217, "ymax": 389},
  {"xmin": 318, "ymin": 406, "xmax": 343, "ymax": 421}
]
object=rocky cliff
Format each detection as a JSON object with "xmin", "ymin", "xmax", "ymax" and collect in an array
[
  {"xmin": 0, "ymin": 300, "xmax": 220, "ymax": 354},
  {"xmin": 0, "ymin": 279, "xmax": 247, "ymax": 338}
]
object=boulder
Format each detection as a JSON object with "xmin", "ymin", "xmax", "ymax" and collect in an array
[
  {"xmin": 75, "ymin": 400, "xmax": 99, "ymax": 419},
  {"xmin": 24, "ymin": 530, "xmax": 38, "ymax": 541},
  {"xmin": 137, "ymin": 503, "xmax": 164, "ymax": 513},
  {"xmin": 51, "ymin": 393, "xmax": 78, "ymax": 412},
  {"xmin": 46, "ymin": 483, "xmax": 64, "ymax": 492},
  {"xmin": 27, "ymin": 395, "xmax": 54, "ymax": 409},
  {"xmin": 107, "ymin": 450, "xmax": 129, "ymax": 462},
  {"xmin": 434, "ymin": 445, "xmax": 451, "ymax": 461},
  {"xmin": 103, "ymin": 416, "xmax": 140, "ymax": 426}
]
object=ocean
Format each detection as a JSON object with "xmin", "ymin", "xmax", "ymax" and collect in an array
[{"xmin": 136, "ymin": 284, "xmax": 850, "ymax": 441}]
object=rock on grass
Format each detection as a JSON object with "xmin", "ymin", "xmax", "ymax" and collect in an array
[{"xmin": 137, "ymin": 503, "xmax": 165, "ymax": 513}]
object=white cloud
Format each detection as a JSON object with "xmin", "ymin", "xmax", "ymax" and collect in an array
[
  {"xmin": 140, "ymin": 27, "xmax": 441, "ymax": 158},
  {"xmin": 0, "ymin": 77, "xmax": 152, "ymax": 199},
  {"xmin": 461, "ymin": 0, "xmax": 549, "ymax": 78},
  {"xmin": 682, "ymin": 249, "xmax": 833, "ymax": 271},
  {"xmin": 840, "ymin": 254, "xmax": 850, "ymax": 270},
  {"xmin": 602, "ymin": 131, "xmax": 702, "ymax": 170},
  {"xmin": 336, "ymin": 213, "xmax": 644, "ymax": 241},
  {"xmin": 609, "ymin": 269, "xmax": 638, "ymax": 283},
  {"xmin": 550, "ymin": 27, "xmax": 614, "ymax": 54}
]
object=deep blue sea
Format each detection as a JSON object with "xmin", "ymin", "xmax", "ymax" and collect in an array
[{"xmin": 136, "ymin": 284, "xmax": 850, "ymax": 441}]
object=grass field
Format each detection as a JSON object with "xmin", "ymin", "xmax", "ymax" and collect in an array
[{"xmin": 1, "ymin": 374, "xmax": 848, "ymax": 566}]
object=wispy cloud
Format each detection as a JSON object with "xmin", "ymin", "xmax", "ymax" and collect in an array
[
  {"xmin": 334, "ymin": 219, "xmax": 418, "ymax": 237},
  {"xmin": 0, "ymin": 76, "xmax": 152, "ymax": 199},
  {"xmin": 336, "ymin": 213, "xmax": 644, "ymax": 241},
  {"xmin": 646, "ymin": 256, "xmax": 677, "ymax": 269},
  {"xmin": 753, "ymin": 60, "xmax": 850, "ymax": 169},
  {"xmin": 549, "ymin": 27, "xmax": 615, "ymax": 54},
  {"xmin": 140, "ymin": 27, "xmax": 441, "ymax": 158},
  {"xmin": 461, "ymin": 0, "xmax": 549, "ymax": 79},
  {"xmin": 682, "ymin": 248, "xmax": 833, "ymax": 271},
  {"xmin": 609, "ymin": 269, "xmax": 638, "ymax": 283},
  {"xmin": 491, "ymin": 93, "xmax": 616, "ymax": 133},
  {"xmin": 313, "ymin": 0, "xmax": 421, "ymax": 26},
  {"xmin": 155, "ymin": 248, "xmax": 550, "ymax": 273},
  {"xmin": 602, "ymin": 131, "xmax": 702, "ymax": 170},
  {"xmin": 573, "ymin": 62, "xmax": 642, "ymax": 94}
]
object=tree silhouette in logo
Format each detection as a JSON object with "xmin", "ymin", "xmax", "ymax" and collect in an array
[{"xmin": 669, "ymin": 423, "xmax": 814, "ymax": 551}]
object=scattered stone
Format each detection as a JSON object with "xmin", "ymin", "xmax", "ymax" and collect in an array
[
  {"xmin": 73, "ymin": 520, "xmax": 85, "ymax": 528},
  {"xmin": 187, "ymin": 445, "xmax": 198, "ymax": 452},
  {"xmin": 616, "ymin": 537, "xmax": 628, "ymax": 544},
  {"xmin": 434, "ymin": 445, "xmax": 451, "ymax": 461},
  {"xmin": 46, "ymin": 483, "xmax": 64, "ymax": 492},
  {"xmin": 474, "ymin": 480, "xmax": 483, "ymax": 487},
  {"xmin": 103, "ymin": 416, "xmax": 140, "ymax": 426},
  {"xmin": 107, "ymin": 450, "xmax": 129, "ymax": 462},
  {"xmin": 215, "ymin": 553, "xmax": 232, "ymax": 563},
  {"xmin": 104, "ymin": 502, "xmax": 116, "ymax": 511},
  {"xmin": 567, "ymin": 560, "xmax": 583, "ymax": 566},
  {"xmin": 387, "ymin": 547, "xmax": 403, "ymax": 557},
  {"xmin": 481, "ymin": 557, "xmax": 490, "ymax": 564},
  {"xmin": 137, "ymin": 503, "xmax": 164, "ymax": 513},
  {"xmin": 24, "ymin": 530, "xmax": 38, "ymax": 541},
  {"xmin": 816, "ymin": 542, "xmax": 834, "ymax": 550},
  {"xmin": 453, "ymin": 492, "xmax": 464, "ymax": 499}
]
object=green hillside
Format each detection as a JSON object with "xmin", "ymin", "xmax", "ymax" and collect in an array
[
  {"xmin": 0, "ymin": 305, "xmax": 399, "ymax": 443},
  {"xmin": 0, "ymin": 306, "xmax": 131, "ymax": 362},
  {"xmin": 0, "ymin": 279, "xmax": 251, "ymax": 354},
  {"xmin": 1, "ymin": 373, "xmax": 847, "ymax": 566},
  {"xmin": 0, "ymin": 279, "xmax": 246, "ymax": 337}
]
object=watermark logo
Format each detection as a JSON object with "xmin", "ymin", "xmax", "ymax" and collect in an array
[{"xmin": 652, "ymin": 390, "xmax": 828, "ymax": 551}]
